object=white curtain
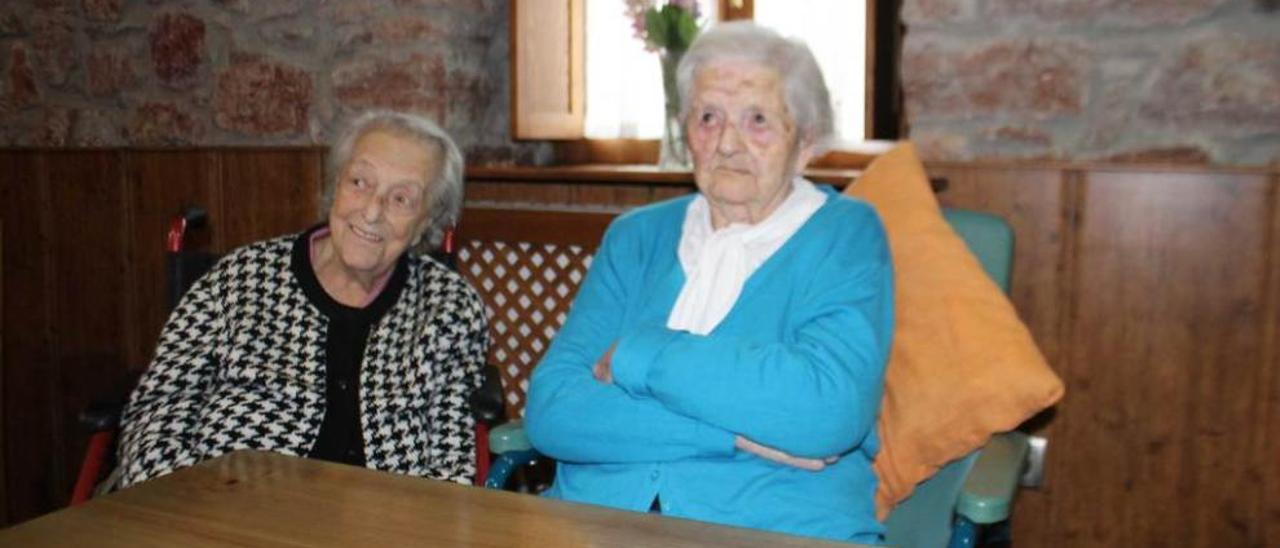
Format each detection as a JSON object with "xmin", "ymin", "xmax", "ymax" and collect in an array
[
  {"xmin": 584, "ymin": 0, "xmax": 719, "ymax": 139},
  {"xmin": 755, "ymin": 0, "xmax": 867, "ymax": 145},
  {"xmin": 584, "ymin": 0, "xmax": 867, "ymax": 145}
]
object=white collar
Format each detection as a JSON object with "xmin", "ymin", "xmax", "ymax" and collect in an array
[{"xmin": 668, "ymin": 178, "xmax": 826, "ymax": 335}]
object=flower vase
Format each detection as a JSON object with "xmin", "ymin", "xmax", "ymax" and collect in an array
[{"xmin": 657, "ymin": 52, "xmax": 690, "ymax": 171}]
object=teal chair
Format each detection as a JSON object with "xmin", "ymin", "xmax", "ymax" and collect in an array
[
  {"xmin": 486, "ymin": 208, "xmax": 1034, "ymax": 548},
  {"xmin": 881, "ymin": 208, "xmax": 1031, "ymax": 548}
]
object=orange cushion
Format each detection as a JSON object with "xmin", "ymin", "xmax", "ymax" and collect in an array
[{"xmin": 844, "ymin": 142, "xmax": 1064, "ymax": 519}]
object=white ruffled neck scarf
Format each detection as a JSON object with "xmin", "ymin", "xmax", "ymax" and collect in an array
[{"xmin": 667, "ymin": 177, "xmax": 826, "ymax": 335}]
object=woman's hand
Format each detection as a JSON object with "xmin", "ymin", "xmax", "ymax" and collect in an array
[
  {"xmin": 591, "ymin": 343, "xmax": 618, "ymax": 384},
  {"xmin": 734, "ymin": 435, "xmax": 839, "ymax": 471}
]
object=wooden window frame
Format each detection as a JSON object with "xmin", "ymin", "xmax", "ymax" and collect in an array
[
  {"xmin": 510, "ymin": 0, "xmax": 586, "ymax": 139},
  {"xmin": 512, "ymin": 0, "xmax": 902, "ymax": 167}
]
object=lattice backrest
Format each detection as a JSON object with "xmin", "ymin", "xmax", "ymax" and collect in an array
[{"xmin": 455, "ymin": 207, "xmax": 616, "ymax": 419}]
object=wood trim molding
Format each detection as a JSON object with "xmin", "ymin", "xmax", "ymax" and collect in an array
[
  {"xmin": 1260, "ymin": 173, "xmax": 1280, "ymax": 544},
  {"xmin": 0, "ymin": 217, "xmax": 5, "ymax": 523},
  {"xmin": 466, "ymin": 164, "xmax": 862, "ymax": 186},
  {"xmin": 549, "ymin": 141, "xmax": 883, "ymax": 169},
  {"xmin": 719, "ymin": 0, "xmax": 752, "ymax": 20},
  {"xmin": 553, "ymin": 139, "xmax": 659, "ymax": 165}
]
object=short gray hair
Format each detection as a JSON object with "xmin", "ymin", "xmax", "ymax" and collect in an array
[
  {"xmin": 324, "ymin": 111, "xmax": 465, "ymax": 253},
  {"xmin": 676, "ymin": 21, "xmax": 835, "ymax": 152}
]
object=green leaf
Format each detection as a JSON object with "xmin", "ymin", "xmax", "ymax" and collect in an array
[
  {"xmin": 645, "ymin": 8, "xmax": 668, "ymax": 49},
  {"xmin": 661, "ymin": 5, "xmax": 685, "ymax": 48},
  {"xmin": 675, "ymin": 12, "xmax": 698, "ymax": 50}
]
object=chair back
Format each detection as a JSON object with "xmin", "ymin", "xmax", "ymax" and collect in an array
[
  {"xmin": 165, "ymin": 207, "xmax": 216, "ymax": 310},
  {"xmin": 882, "ymin": 207, "xmax": 1015, "ymax": 548},
  {"xmin": 454, "ymin": 207, "xmax": 614, "ymax": 419}
]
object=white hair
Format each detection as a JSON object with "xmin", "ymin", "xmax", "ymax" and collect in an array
[
  {"xmin": 675, "ymin": 21, "xmax": 835, "ymax": 152},
  {"xmin": 324, "ymin": 111, "xmax": 465, "ymax": 253}
]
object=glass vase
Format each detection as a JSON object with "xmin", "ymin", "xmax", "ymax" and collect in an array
[{"xmin": 657, "ymin": 52, "xmax": 690, "ymax": 171}]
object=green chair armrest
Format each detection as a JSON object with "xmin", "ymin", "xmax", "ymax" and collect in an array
[
  {"xmin": 956, "ymin": 431, "xmax": 1030, "ymax": 525},
  {"xmin": 489, "ymin": 420, "xmax": 533, "ymax": 454}
]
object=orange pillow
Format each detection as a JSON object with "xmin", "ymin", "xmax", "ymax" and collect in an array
[{"xmin": 844, "ymin": 143, "xmax": 1064, "ymax": 519}]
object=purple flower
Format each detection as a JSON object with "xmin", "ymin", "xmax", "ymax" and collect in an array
[
  {"xmin": 624, "ymin": 0, "xmax": 701, "ymax": 53},
  {"xmin": 670, "ymin": 0, "xmax": 696, "ymax": 13},
  {"xmin": 667, "ymin": 0, "xmax": 702, "ymax": 23}
]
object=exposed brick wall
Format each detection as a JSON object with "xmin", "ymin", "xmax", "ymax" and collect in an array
[
  {"xmin": 4, "ymin": 1, "xmax": 1273, "ymax": 166},
  {"xmin": 0, "ymin": 0, "xmax": 550, "ymax": 164},
  {"xmin": 902, "ymin": 0, "xmax": 1280, "ymax": 165}
]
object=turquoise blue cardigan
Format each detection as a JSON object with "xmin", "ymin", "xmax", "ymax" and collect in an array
[{"xmin": 524, "ymin": 186, "xmax": 894, "ymax": 543}]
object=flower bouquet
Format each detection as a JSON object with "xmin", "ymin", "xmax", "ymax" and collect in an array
[{"xmin": 625, "ymin": 0, "xmax": 705, "ymax": 169}]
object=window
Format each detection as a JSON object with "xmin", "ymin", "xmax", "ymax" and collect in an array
[
  {"xmin": 583, "ymin": 0, "xmax": 719, "ymax": 140},
  {"xmin": 754, "ymin": 0, "xmax": 867, "ymax": 147},
  {"xmin": 511, "ymin": 0, "xmax": 901, "ymax": 149},
  {"xmin": 584, "ymin": 1, "xmax": 867, "ymax": 145}
]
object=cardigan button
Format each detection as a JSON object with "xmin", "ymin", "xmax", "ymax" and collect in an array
[{"xmin": 336, "ymin": 379, "xmax": 350, "ymax": 391}]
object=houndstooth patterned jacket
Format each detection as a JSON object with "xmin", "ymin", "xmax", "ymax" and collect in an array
[{"xmin": 118, "ymin": 229, "xmax": 489, "ymax": 488}]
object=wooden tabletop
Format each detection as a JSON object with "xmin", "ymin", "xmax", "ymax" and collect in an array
[{"xmin": 0, "ymin": 450, "xmax": 860, "ymax": 547}]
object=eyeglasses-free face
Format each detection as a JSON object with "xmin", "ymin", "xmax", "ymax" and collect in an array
[{"xmin": 686, "ymin": 59, "xmax": 814, "ymax": 228}]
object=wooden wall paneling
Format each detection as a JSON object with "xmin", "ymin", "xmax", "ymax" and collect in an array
[
  {"xmin": 566, "ymin": 183, "xmax": 658, "ymax": 209},
  {"xmin": 468, "ymin": 181, "xmax": 686, "ymax": 210},
  {"xmin": 1063, "ymin": 168, "xmax": 1274, "ymax": 546},
  {"xmin": 0, "ymin": 216, "xmax": 4, "ymax": 524},
  {"xmin": 553, "ymin": 139, "xmax": 660, "ymax": 165},
  {"xmin": 1262, "ymin": 170, "xmax": 1280, "ymax": 546},
  {"xmin": 651, "ymin": 185, "xmax": 695, "ymax": 202},
  {"xmin": 924, "ymin": 163, "xmax": 1072, "ymax": 545},
  {"xmin": 123, "ymin": 150, "xmax": 220, "ymax": 377},
  {"xmin": 0, "ymin": 155, "xmax": 16, "ymax": 526},
  {"xmin": 1040, "ymin": 168, "xmax": 1085, "ymax": 548},
  {"xmin": 925, "ymin": 163, "xmax": 1070, "ymax": 367},
  {"xmin": 466, "ymin": 181, "xmax": 575, "ymax": 207},
  {"xmin": 0, "ymin": 156, "xmax": 10, "ymax": 525},
  {"xmin": 217, "ymin": 149, "xmax": 324, "ymax": 250},
  {"xmin": 466, "ymin": 178, "xmax": 697, "ymax": 212},
  {"xmin": 457, "ymin": 206, "xmax": 615, "ymax": 248},
  {"xmin": 44, "ymin": 151, "xmax": 129, "ymax": 522},
  {"xmin": 0, "ymin": 152, "xmax": 55, "ymax": 524}
]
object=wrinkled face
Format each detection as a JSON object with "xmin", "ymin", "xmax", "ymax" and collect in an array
[
  {"xmin": 686, "ymin": 59, "xmax": 813, "ymax": 226},
  {"xmin": 328, "ymin": 129, "xmax": 438, "ymax": 279}
]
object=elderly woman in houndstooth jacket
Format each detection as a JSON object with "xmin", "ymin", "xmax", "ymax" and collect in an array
[{"xmin": 117, "ymin": 111, "xmax": 489, "ymax": 488}]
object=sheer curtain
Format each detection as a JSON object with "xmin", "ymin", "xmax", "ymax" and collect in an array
[
  {"xmin": 585, "ymin": 0, "xmax": 867, "ymax": 146},
  {"xmin": 584, "ymin": 0, "xmax": 719, "ymax": 139},
  {"xmin": 755, "ymin": 0, "xmax": 867, "ymax": 145}
]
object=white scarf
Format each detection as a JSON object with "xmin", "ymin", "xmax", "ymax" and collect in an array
[{"xmin": 667, "ymin": 178, "xmax": 827, "ymax": 335}]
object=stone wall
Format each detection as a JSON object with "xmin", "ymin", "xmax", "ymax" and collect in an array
[
  {"xmin": 901, "ymin": 0, "xmax": 1280, "ymax": 165},
  {"xmin": 0, "ymin": 0, "xmax": 549, "ymax": 164},
  {"xmin": 4, "ymin": 1, "xmax": 1275, "ymax": 166}
]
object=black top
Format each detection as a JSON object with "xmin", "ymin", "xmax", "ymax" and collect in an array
[{"xmin": 290, "ymin": 224, "xmax": 410, "ymax": 466}]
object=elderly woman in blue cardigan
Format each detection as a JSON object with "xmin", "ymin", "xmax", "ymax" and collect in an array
[{"xmin": 524, "ymin": 22, "xmax": 894, "ymax": 544}]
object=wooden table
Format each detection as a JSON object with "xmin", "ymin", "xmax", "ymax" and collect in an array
[{"xmin": 0, "ymin": 451, "xmax": 859, "ymax": 547}]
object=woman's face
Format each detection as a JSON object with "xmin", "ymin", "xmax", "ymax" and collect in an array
[
  {"xmin": 686, "ymin": 59, "xmax": 813, "ymax": 227},
  {"xmin": 328, "ymin": 129, "xmax": 438, "ymax": 280}
]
